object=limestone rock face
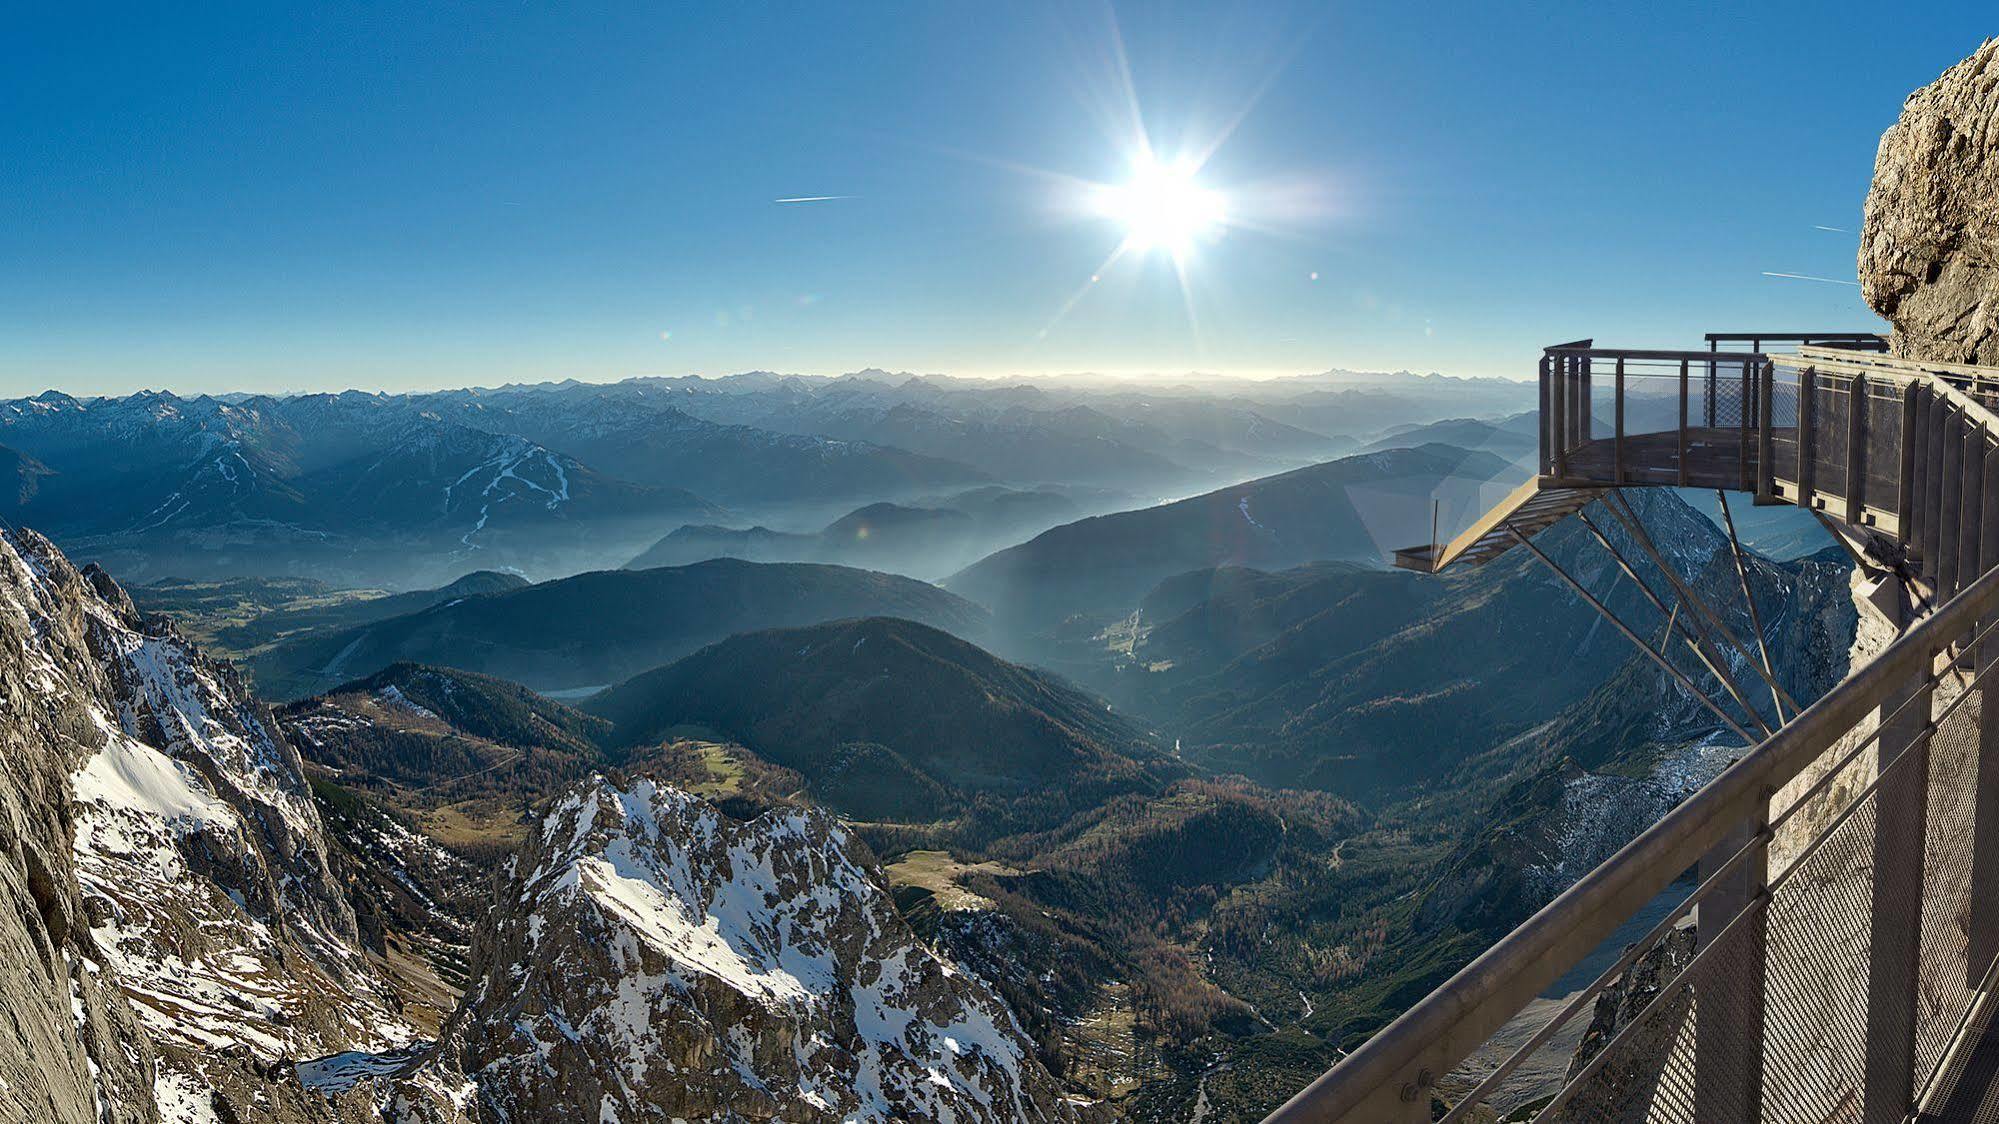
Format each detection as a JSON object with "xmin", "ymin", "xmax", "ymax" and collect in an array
[
  {"xmin": 0, "ymin": 533, "xmax": 158, "ymax": 1123},
  {"xmin": 0, "ymin": 527, "xmax": 473, "ymax": 1123},
  {"xmin": 447, "ymin": 774, "xmax": 1080, "ymax": 1123},
  {"xmin": 1861, "ymin": 40, "xmax": 1999, "ymax": 363}
]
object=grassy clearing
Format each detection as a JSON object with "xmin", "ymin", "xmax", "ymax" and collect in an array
[
  {"xmin": 882, "ymin": 849, "xmax": 1021, "ymax": 912},
  {"xmin": 418, "ymin": 799, "xmax": 525, "ymax": 850}
]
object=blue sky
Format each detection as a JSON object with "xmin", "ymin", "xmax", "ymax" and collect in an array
[{"xmin": 1, "ymin": 4, "xmax": 1989, "ymax": 395}]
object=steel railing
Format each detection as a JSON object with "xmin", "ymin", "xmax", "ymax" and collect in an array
[{"xmin": 1269, "ymin": 334, "xmax": 1999, "ymax": 1124}]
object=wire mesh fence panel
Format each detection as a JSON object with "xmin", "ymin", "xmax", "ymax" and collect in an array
[
  {"xmin": 1862, "ymin": 382, "xmax": 1906, "ymax": 522},
  {"xmin": 1915, "ymin": 681, "xmax": 1983, "ymax": 1085},
  {"xmin": 1767, "ymin": 370, "xmax": 1803, "ymax": 485},
  {"xmin": 1759, "ymin": 792, "xmax": 1878, "ymax": 1124},
  {"xmin": 1811, "ymin": 380, "xmax": 1852, "ymax": 499},
  {"xmin": 1712, "ymin": 358, "xmax": 1755, "ymax": 431}
]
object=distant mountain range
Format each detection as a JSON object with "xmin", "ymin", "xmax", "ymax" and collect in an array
[
  {"xmin": 247, "ymin": 557, "xmax": 990, "ymax": 699},
  {"xmin": 626, "ymin": 486, "xmax": 1128, "ymax": 579},
  {"xmin": 946, "ymin": 442, "xmax": 1529, "ymax": 638},
  {"xmin": 1, "ymin": 372, "xmax": 1530, "ymax": 590}
]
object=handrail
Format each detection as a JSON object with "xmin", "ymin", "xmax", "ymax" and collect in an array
[
  {"xmin": 1546, "ymin": 345, "xmax": 1765, "ymax": 362},
  {"xmin": 1265, "ymin": 558, "xmax": 1999, "ymax": 1121},
  {"xmin": 1705, "ymin": 331, "xmax": 1888, "ymax": 344}
]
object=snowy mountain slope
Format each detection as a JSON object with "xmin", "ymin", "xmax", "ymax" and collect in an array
[{"xmin": 446, "ymin": 773, "xmax": 1084, "ymax": 1123}]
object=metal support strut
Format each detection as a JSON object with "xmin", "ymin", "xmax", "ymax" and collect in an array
[
  {"xmin": 1602, "ymin": 490, "xmax": 1805, "ymax": 721},
  {"xmin": 1574, "ymin": 508, "xmax": 1773, "ymax": 738},
  {"xmin": 1507, "ymin": 524, "xmax": 1757, "ymax": 745},
  {"xmin": 1717, "ymin": 490, "xmax": 1787, "ymax": 724}
]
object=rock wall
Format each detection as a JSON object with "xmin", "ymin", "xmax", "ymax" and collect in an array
[
  {"xmin": 0, "ymin": 533, "xmax": 157, "ymax": 1123},
  {"xmin": 1861, "ymin": 39, "xmax": 1999, "ymax": 363},
  {"xmin": 0, "ymin": 527, "xmax": 474, "ymax": 1123}
]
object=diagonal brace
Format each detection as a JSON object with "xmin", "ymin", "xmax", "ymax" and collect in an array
[
  {"xmin": 1602, "ymin": 490, "xmax": 1806, "ymax": 720},
  {"xmin": 1576, "ymin": 508, "xmax": 1774, "ymax": 737},
  {"xmin": 1509, "ymin": 525, "xmax": 1757, "ymax": 746}
]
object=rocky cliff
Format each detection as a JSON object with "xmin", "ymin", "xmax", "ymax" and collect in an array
[
  {"xmin": 0, "ymin": 526, "xmax": 471, "ymax": 1122},
  {"xmin": 445, "ymin": 773, "xmax": 1081, "ymax": 1122},
  {"xmin": 1862, "ymin": 38, "xmax": 1999, "ymax": 363}
]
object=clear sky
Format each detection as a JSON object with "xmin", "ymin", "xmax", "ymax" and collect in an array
[{"xmin": 2, "ymin": 4, "xmax": 1990, "ymax": 396}]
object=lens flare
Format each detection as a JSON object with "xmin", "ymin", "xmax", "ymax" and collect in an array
[{"xmin": 1089, "ymin": 155, "xmax": 1228, "ymax": 258}]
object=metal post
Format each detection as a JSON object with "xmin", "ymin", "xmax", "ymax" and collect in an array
[
  {"xmin": 1926, "ymin": 391, "xmax": 1948, "ymax": 578},
  {"xmin": 1581, "ymin": 354, "xmax": 1594, "ymax": 443},
  {"xmin": 1758, "ymin": 360, "xmax": 1775, "ymax": 500},
  {"xmin": 1905, "ymin": 383, "xmax": 1927, "ymax": 550},
  {"xmin": 1695, "ymin": 814, "xmax": 1769, "ymax": 1124},
  {"xmin": 1539, "ymin": 355, "xmax": 1552, "ymax": 476},
  {"xmin": 1798, "ymin": 366, "xmax": 1817, "ymax": 510},
  {"xmin": 1614, "ymin": 357, "xmax": 1627, "ymax": 485},
  {"xmin": 1962, "ymin": 432, "xmax": 1986, "ymax": 592},
  {"xmin": 1554, "ymin": 353, "xmax": 1570, "ymax": 479},
  {"xmin": 1847, "ymin": 373, "xmax": 1868, "ymax": 520},
  {"xmin": 1863, "ymin": 655, "xmax": 1936, "ymax": 1124},
  {"xmin": 1678, "ymin": 358, "xmax": 1690, "ymax": 487},
  {"xmin": 1984, "ymin": 436, "xmax": 1999, "ymax": 587},
  {"xmin": 1941, "ymin": 409, "xmax": 1966, "ymax": 598}
]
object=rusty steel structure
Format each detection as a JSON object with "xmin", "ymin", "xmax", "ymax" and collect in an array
[{"xmin": 1270, "ymin": 334, "xmax": 1999, "ymax": 1123}]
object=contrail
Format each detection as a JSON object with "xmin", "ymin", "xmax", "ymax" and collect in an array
[
  {"xmin": 773, "ymin": 195, "xmax": 854, "ymax": 204},
  {"xmin": 1762, "ymin": 271, "xmax": 1860, "ymax": 286},
  {"xmin": 1813, "ymin": 224, "xmax": 1850, "ymax": 233}
]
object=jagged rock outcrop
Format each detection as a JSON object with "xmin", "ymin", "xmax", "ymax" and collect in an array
[
  {"xmin": 1551, "ymin": 927, "xmax": 1697, "ymax": 1124},
  {"xmin": 0, "ymin": 526, "xmax": 472, "ymax": 1122},
  {"xmin": 446, "ymin": 773, "xmax": 1081, "ymax": 1122},
  {"xmin": 1861, "ymin": 39, "xmax": 1999, "ymax": 364}
]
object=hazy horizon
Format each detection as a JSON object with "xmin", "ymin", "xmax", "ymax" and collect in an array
[
  {"xmin": 15, "ymin": 360, "xmax": 1544, "ymax": 403},
  {"xmin": 8, "ymin": 4, "xmax": 1982, "ymax": 398}
]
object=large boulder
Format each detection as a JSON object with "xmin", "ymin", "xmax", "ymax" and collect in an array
[{"xmin": 1861, "ymin": 40, "xmax": 1999, "ymax": 363}]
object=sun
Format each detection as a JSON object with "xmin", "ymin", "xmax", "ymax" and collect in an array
[{"xmin": 1089, "ymin": 154, "xmax": 1228, "ymax": 258}]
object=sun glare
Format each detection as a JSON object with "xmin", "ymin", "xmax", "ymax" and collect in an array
[{"xmin": 1090, "ymin": 155, "xmax": 1227, "ymax": 257}]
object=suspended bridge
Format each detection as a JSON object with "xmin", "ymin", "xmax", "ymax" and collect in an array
[{"xmin": 1269, "ymin": 333, "xmax": 1999, "ymax": 1123}]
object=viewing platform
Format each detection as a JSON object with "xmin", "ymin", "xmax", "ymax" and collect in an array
[{"xmin": 1274, "ymin": 332, "xmax": 1999, "ymax": 1124}]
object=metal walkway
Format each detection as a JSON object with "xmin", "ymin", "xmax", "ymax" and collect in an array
[{"xmin": 1268, "ymin": 333, "xmax": 1999, "ymax": 1124}]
